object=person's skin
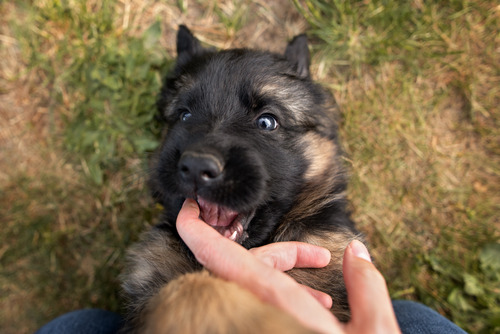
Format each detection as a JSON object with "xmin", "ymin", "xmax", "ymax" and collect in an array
[{"xmin": 176, "ymin": 198, "xmax": 401, "ymax": 334}]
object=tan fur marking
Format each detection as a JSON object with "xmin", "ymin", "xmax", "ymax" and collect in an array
[
  {"xmin": 142, "ymin": 272, "xmax": 315, "ymax": 334},
  {"xmin": 281, "ymin": 133, "xmax": 345, "ymax": 224},
  {"xmin": 301, "ymin": 232, "xmax": 364, "ymax": 263},
  {"xmin": 302, "ymin": 132, "xmax": 337, "ymax": 181},
  {"xmin": 258, "ymin": 82, "xmax": 312, "ymax": 121},
  {"xmin": 121, "ymin": 228, "xmax": 202, "ymax": 317},
  {"xmin": 285, "ymin": 231, "xmax": 365, "ymax": 322}
]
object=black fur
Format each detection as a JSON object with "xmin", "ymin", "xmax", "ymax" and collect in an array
[
  {"xmin": 121, "ymin": 25, "xmax": 363, "ymax": 332},
  {"xmin": 153, "ymin": 27, "xmax": 350, "ymax": 247}
]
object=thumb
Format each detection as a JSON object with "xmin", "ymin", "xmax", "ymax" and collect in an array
[{"xmin": 343, "ymin": 240, "xmax": 401, "ymax": 334}]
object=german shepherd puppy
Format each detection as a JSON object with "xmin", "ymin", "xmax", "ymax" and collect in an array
[{"xmin": 121, "ymin": 26, "xmax": 363, "ymax": 333}]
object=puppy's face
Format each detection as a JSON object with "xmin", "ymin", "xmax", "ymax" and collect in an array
[{"xmin": 152, "ymin": 27, "xmax": 337, "ymax": 248}]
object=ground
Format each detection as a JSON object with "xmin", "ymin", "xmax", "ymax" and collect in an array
[{"xmin": 1, "ymin": 1, "xmax": 499, "ymax": 333}]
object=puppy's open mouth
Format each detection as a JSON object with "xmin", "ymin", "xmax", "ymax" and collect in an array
[{"xmin": 196, "ymin": 197, "xmax": 251, "ymax": 244}]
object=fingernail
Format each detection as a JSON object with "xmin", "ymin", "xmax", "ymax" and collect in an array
[
  {"xmin": 350, "ymin": 240, "xmax": 372, "ymax": 263},
  {"xmin": 183, "ymin": 198, "xmax": 198, "ymax": 209}
]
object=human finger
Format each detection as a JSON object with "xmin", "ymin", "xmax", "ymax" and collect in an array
[
  {"xmin": 342, "ymin": 240, "xmax": 401, "ymax": 334},
  {"xmin": 249, "ymin": 242, "xmax": 331, "ymax": 271},
  {"xmin": 176, "ymin": 198, "xmax": 341, "ymax": 334},
  {"xmin": 299, "ymin": 284, "xmax": 333, "ymax": 309},
  {"xmin": 249, "ymin": 242, "xmax": 333, "ymax": 309},
  {"xmin": 176, "ymin": 198, "xmax": 302, "ymax": 290},
  {"xmin": 175, "ymin": 198, "xmax": 252, "ymax": 276}
]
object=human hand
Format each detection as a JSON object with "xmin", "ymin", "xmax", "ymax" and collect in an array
[
  {"xmin": 176, "ymin": 198, "xmax": 401, "ymax": 334},
  {"xmin": 248, "ymin": 240, "xmax": 334, "ymax": 309}
]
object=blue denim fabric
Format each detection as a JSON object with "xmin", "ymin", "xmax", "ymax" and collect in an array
[
  {"xmin": 35, "ymin": 309, "xmax": 123, "ymax": 334},
  {"xmin": 35, "ymin": 301, "xmax": 468, "ymax": 333},
  {"xmin": 393, "ymin": 300, "xmax": 468, "ymax": 334}
]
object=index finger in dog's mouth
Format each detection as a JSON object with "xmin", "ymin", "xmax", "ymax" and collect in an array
[
  {"xmin": 176, "ymin": 198, "xmax": 207, "ymax": 240},
  {"xmin": 176, "ymin": 199, "xmax": 219, "ymax": 265},
  {"xmin": 176, "ymin": 198, "xmax": 236, "ymax": 242},
  {"xmin": 176, "ymin": 199, "xmax": 260, "ymax": 279}
]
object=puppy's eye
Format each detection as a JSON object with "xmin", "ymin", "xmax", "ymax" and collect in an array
[
  {"xmin": 179, "ymin": 110, "xmax": 192, "ymax": 122},
  {"xmin": 256, "ymin": 114, "xmax": 278, "ymax": 131}
]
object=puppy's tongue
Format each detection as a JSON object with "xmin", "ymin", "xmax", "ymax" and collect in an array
[
  {"xmin": 196, "ymin": 197, "xmax": 247, "ymax": 243},
  {"xmin": 197, "ymin": 197, "xmax": 238, "ymax": 227}
]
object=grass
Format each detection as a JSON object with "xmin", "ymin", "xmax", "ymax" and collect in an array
[
  {"xmin": 1, "ymin": 0, "xmax": 498, "ymax": 333},
  {"xmin": 295, "ymin": 1, "xmax": 500, "ymax": 331}
]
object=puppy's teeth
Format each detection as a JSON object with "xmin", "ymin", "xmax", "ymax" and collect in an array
[{"xmin": 229, "ymin": 230, "xmax": 238, "ymax": 241}]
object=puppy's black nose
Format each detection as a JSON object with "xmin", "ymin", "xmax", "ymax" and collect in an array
[{"xmin": 178, "ymin": 152, "xmax": 223, "ymax": 186}]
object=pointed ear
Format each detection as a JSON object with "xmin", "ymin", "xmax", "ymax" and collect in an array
[
  {"xmin": 176, "ymin": 25, "xmax": 204, "ymax": 66},
  {"xmin": 285, "ymin": 34, "xmax": 310, "ymax": 79}
]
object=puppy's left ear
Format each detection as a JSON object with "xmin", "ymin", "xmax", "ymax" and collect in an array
[
  {"xmin": 285, "ymin": 34, "xmax": 310, "ymax": 79},
  {"xmin": 177, "ymin": 25, "xmax": 204, "ymax": 67}
]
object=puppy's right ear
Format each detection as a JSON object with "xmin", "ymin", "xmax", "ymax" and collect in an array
[
  {"xmin": 176, "ymin": 25, "xmax": 203, "ymax": 66},
  {"xmin": 285, "ymin": 34, "xmax": 310, "ymax": 79}
]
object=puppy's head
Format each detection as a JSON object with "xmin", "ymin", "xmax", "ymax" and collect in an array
[{"xmin": 152, "ymin": 26, "xmax": 339, "ymax": 248}]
